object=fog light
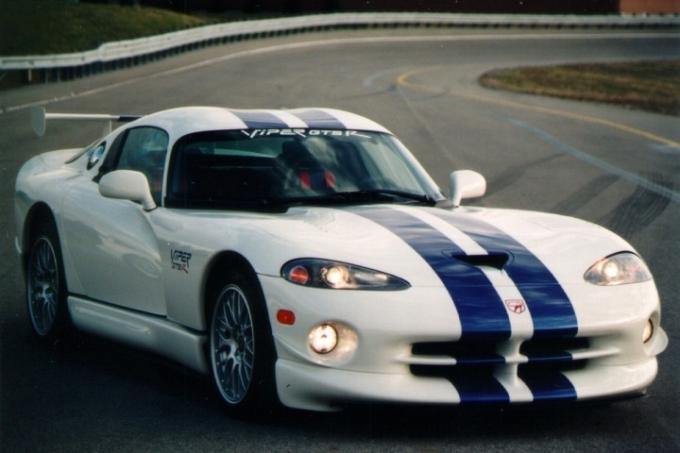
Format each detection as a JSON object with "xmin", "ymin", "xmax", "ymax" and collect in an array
[
  {"xmin": 308, "ymin": 323, "xmax": 338, "ymax": 354},
  {"xmin": 643, "ymin": 319, "xmax": 654, "ymax": 343}
]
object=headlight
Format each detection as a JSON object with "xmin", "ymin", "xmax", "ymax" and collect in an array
[
  {"xmin": 584, "ymin": 252, "xmax": 652, "ymax": 286},
  {"xmin": 281, "ymin": 259, "xmax": 410, "ymax": 290}
]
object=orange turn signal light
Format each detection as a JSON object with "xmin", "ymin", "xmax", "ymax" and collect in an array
[{"xmin": 288, "ymin": 265, "xmax": 310, "ymax": 285}]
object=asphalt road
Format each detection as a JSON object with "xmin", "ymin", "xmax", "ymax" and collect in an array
[{"xmin": 1, "ymin": 29, "xmax": 679, "ymax": 452}]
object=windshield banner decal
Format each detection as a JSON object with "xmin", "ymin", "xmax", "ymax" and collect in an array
[{"xmin": 240, "ymin": 129, "xmax": 371, "ymax": 139}]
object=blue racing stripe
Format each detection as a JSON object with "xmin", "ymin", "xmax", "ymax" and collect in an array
[
  {"xmin": 292, "ymin": 109, "xmax": 345, "ymax": 129},
  {"xmin": 450, "ymin": 374, "xmax": 510, "ymax": 404},
  {"xmin": 519, "ymin": 369, "xmax": 577, "ymax": 401},
  {"xmin": 231, "ymin": 110, "xmax": 288, "ymax": 129},
  {"xmin": 353, "ymin": 207, "xmax": 511, "ymax": 340},
  {"xmin": 432, "ymin": 211, "xmax": 578, "ymax": 339}
]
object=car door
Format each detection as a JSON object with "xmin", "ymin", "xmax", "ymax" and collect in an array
[{"xmin": 61, "ymin": 126, "xmax": 169, "ymax": 315}]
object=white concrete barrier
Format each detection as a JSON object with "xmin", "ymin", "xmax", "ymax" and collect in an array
[{"xmin": 1, "ymin": 12, "xmax": 678, "ymax": 76}]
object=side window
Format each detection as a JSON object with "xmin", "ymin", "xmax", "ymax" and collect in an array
[
  {"xmin": 115, "ymin": 127, "xmax": 169, "ymax": 205},
  {"xmin": 94, "ymin": 130, "xmax": 127, "ymax": 182}
]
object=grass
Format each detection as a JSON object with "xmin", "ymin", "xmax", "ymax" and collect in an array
[
  {"xmin": 479, "ymin": 60, "xmax": 680, "ymax": 116},
  {"xmin": 0, "ymin": 1, "xmax": 211, "ymax": 56}
]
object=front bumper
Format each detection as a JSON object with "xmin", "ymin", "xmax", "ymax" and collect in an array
[
  {"xmin": 276, "ymin": 356, "xmax": 660, "ymax": 411},
  {"xmin": 259, "ymin": 275, "xmax": 667, "ymax": 411}
]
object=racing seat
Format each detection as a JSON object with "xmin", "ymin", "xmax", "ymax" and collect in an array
[{"xmin": 278, "ymin": 141, "xmax": 336, "ymax": 193}]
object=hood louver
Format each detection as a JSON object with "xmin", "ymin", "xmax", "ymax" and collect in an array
[{"xmin": 450, "ymin": 253, "xmax": 510, "ymax": 270}]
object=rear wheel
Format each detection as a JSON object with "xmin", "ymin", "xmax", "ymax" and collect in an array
[
  {"xmin": 26, "ymin": 220, "xmax": 69, "ymax": 339},
  {"xmin": 208, "ymin": 271, "xmax": 278, "ymax": 417}
]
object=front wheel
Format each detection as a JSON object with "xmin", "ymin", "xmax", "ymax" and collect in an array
[
  {"xmin": 26, "ymin": 221, "xmax": 69, "ymax": 339},
  {"xmin": 208, "ymin": 272, "xmax": 278, "ymax": 417}
]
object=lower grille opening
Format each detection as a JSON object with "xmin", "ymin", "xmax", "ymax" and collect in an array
[
  {"xmin": 517, "ymin": 362, "xmax": 583, "ymax": 401},
  {"xmin": 410, "ymin": 363, "xmax": 494, "ymax": 378},
  {"xmin": 409, "ymin": 337, "xmax": 593, "ymax": 403},
  {"xmin": 410, "ymin": 337, "xmax": 590, "ymax": 380},
  {"xmin": 521, "ymin": 337, "xmax": 590, "ymax": 358},
  {"xmin": 411, "ymin": 365, "xmax": 510, "ymax": 403},
  {"xmin": 412, "ymin": 340, "xmax": 497, "ymax": 358},
  {"xmin": 519, "ymin": 359, "xmax": 588, "ymax": 373},
  {"xmin": 411, "ymin": 359, "xmax": 586, "ymax": 379}
]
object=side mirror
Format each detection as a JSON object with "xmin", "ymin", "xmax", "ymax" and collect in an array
[
  {"xmin": 449, "ymin": 170, "xmax": 486, "ymax": 207},
  {"xmin": 99, "ymin": 170, "xmax": 157, "ymax": 211}
]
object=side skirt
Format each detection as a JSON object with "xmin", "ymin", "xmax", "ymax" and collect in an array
[{"xmin": 68, "ymin": 296, "xmax": 209, "ymax": 374}]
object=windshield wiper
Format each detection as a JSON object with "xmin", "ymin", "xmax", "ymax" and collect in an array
[
  {"xmin": 356, "ymin": 189, "xmax": 437, "ymax": 205},
  {"xmin": 268, "ymin": 190, "xmax": 437, "ymax": 208}
]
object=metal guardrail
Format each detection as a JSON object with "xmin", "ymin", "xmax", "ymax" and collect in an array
[{"xmin": 1, "ymin": 12, "xmax": 678, "ymax": 82}]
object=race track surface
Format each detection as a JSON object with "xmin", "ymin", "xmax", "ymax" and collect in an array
[{"xmin": 1, "ymin": 29, "xmax": 679, "ymax": 452}]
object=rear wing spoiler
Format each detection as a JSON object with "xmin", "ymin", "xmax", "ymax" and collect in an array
[{"xmin": 31, "ymin": 106, "xmax": 141, "ymax": 137}]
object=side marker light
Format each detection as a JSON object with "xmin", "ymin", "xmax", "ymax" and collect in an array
[
  {"xmin": 277, "ymin": 309, "xmax": 296, "ymax": 326},
  {"xmin": 643, "ymin": 319, "xmax": 654, "ymax": 344}
]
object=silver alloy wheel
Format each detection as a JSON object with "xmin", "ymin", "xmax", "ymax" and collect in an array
[
  {"xmin": 210, "ymin": 285, "xmax": 256, "ymax": 404},
  {"xmin": 27, "ymin": 237, "xmax": 59, "ymax": 336}
]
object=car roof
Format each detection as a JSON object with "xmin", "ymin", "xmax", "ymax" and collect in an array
[{"xmin": 130, "ymin": 106, "xmax": 391, "ymax": 138}]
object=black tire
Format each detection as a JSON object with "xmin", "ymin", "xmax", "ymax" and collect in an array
[
  {"xmin": 207, "ymin": 269, "xmax": 278, "ymax": 418},
  {"xmin": 25, "ymin": 218, "xmax": 70, "ymax": 340}
]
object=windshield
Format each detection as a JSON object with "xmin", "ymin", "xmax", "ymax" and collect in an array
[{"xmin": 166, "ymin": 129, "xmax": 442, "ymax": 209}]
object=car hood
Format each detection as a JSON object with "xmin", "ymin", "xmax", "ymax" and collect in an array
[{"xmin": 175, "ymin": 204, "xmax": 632, "ymax": 288}]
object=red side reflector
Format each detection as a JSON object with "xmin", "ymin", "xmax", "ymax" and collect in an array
[
  {"xmin": 277, "ymin": 309, "xmax": 296, "ymax": 325},
  {"xmin": 299, "ymin": 171, "xmax": 311, "ymax": 189},
  {"xmin": 324, "ymin": 170, "xmax": 336, "ymax": 188}
]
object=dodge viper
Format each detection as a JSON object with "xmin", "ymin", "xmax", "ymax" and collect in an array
[{"xmin": 15, "ymin": 106, "xmax": 667, "ymax": 414}]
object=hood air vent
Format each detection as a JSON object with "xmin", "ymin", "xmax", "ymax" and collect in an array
[{"xmin": 451, "ymin": 253, "xmax": 510, "ymax": 270}]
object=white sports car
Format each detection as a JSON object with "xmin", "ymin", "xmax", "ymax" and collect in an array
[{"xmin": 15, "ymin": 106, "xmax": 667, "ymax": 414}]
